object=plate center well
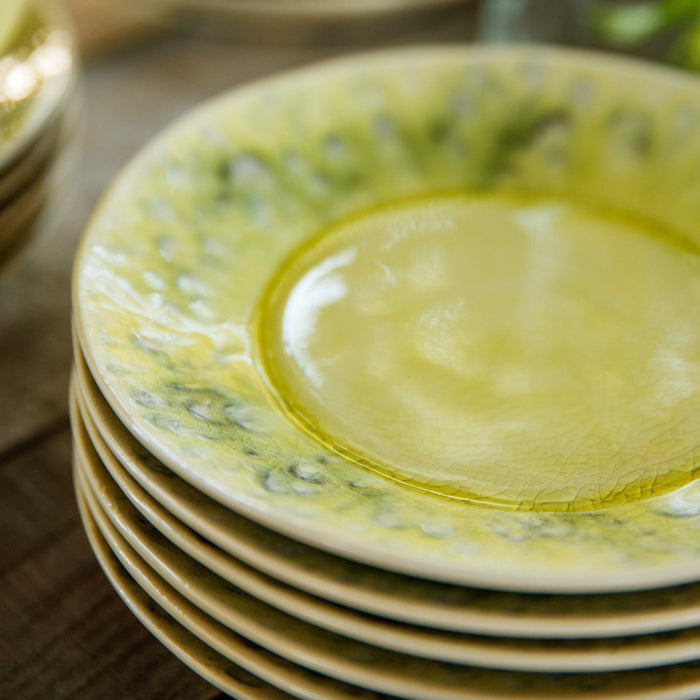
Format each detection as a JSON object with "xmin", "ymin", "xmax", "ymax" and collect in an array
[{"xmin": 260, "ymin": 193, "xmax": 700, "ymax": 510}]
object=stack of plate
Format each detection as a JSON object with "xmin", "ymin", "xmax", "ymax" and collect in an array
[
  {"xmin": 0, "ymin": 0, "xmax": 78, "ymax": 275},
  {"xmin": 122, "ymin": 0, "xmax": 472, "ymax": 45},
  {"xmin": 134, "ymin": 0, "xmax": 466, "ymax": 16},
  {"xmin": 71, "ymin": 46, "xmax": 700, "ymax": 699}
]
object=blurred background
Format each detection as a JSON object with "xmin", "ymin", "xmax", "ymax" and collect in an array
[{"xmin": 2, "ymin": 0, "xmax": 700, "ymax": 697}]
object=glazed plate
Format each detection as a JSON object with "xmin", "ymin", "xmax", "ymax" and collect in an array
[
  {"xmin": 0, "ymin": 1, "xmax": 29, "ymax": 55},
  {"xmin": 0, "ymin": 92, "xmax": 81, "ymax": 275},
  {"xmin": 0, "ymin": 173, "xmax": 48, "ymax": 251},
  {"xmin": 134, "ymin": 0, "xmax": 467, "ymax": 19},
  {"xmin": 74, "ymin": 471, "xmax": 325, "ymax": 700},
  {"xmin": 0, "ymin": 112, "xmax": 62, "ymax": 207},
  {"xmin": 70, "ymin": 385, "xmax": 700, "ymax": 673},
  {"xmin": 71, "ymin": 352, "xmax": 700, "ymax": 640},
  {"xmin": 74, "ymin": 46, "xmax": 700, "ymax": 592},
  {"xmin": 76, "ymin": 474, "xmax": 401, "ymax": 700},
  {"xmin": 0, "ymin": 0, "xmax": 75, "ymax": 173},
  {"xmin": 73, "ymin": 442, "xmax": 700, "ymax": 699}
]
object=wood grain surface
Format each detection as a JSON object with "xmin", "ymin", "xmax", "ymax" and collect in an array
[
  {"xmin": 0, "ymin": 2, "xmax": 477, "ymax": 697},
  {"xmin": 0, "ymin": 429, "xmax": 220, "ymax": 699}
]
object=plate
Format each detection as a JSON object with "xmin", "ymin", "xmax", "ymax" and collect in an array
[
  {"xmin": 0, "ymin": 116, "xmax": 61, "ymax": 207},
  {"xmin": 74, "ymin": 46, "xmax": 700, "ymax": 592},
  {"xmin": 74, "ymin": 443, "xmax": 700, "ymax": 699},
  {"xmin": 73, "ymin": 343, "xmax": 700, "ymax": 639},
  {"xmin": 0, "ymin": 172, "xmax": 49, "ymax": 253},
  {"xmin": 75, "ymin": 461, "xmax": 395, "ymax": 700},
  {"xmin": 0, "ymin": 0, "xmax": 29, "ymax": 56},
  {"xmin": 145, "ymin": 0, "xmax": 466, "ymax": 17},
  {"xmin": 71, "ymin": 386, "xmax": 700, "ymax": 673},
  {"xmin": 0, "ymin": 0, "xmax": 75, "ymax": 173},
  {"xmin": 0, "ymin": 81, "xmax": 80, "ymax": 208},
  {"xmin": 74, "ymin": 472, "xmax": 312, "ymax": 700},
  {"xmin": 0, "ymin": 95, "xmax": 81, "ymax": 273}
]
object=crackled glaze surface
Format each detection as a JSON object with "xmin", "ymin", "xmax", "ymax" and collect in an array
[
  {"xmin": 75, "ymin": 46, "xmax": 700, "ymax": 590},
  {"xmin": 261, "ymin": 193, "xmax": 700, "ymax": 509}
]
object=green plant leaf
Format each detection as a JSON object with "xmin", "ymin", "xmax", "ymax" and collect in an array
[
  {"xmin": 596, "ymin": 3, "xmax": 668, "ymax": 45},
  {"xmin": 661, "ymin": 0, "xmax": 698, "ymax": 24},
  {"xmin": 674, "ymin": 22, "xmax": 700, "ymax": 68}
]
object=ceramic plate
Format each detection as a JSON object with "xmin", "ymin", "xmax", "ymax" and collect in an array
[
  {"xmin": 0, "ymin": 115, "xmax": 61, "ymax": 207},
  {"xmin": 74, "ymin": 46, "xmax": 700, "ymax": 592},
  {"xmin": 0, "ymin": 170, "xmax": 49, "ymax": 251},
  {"xmin": 74, "ymin": 474, "xmax": 310, "ymax": 700},
  {"xmin": 0, "ymin": 96, "xmax": 80, "ymax": 271},
  {"xmin": 72, "ymin": 346, "xmax": 700, "ymax": 639},
  {"xmin": 71, "ymin": 387, "xmax": 700, "ymax": 673},
  {"xmin": 75, "ymin": 461, "xmax": 399, "ymax": 700},
  {"xmin": 0, "ymin": 0, "xmax": 75, "ymax": 173},
  {"xmin": 0, "ymin": 80, "xmax": 80, "ymax": 207},
  {"xmin": 74, "ymin": 441, "xmax": 700, "ymax": 700},
  {"xmin": 138, "ymin": 0, "xmax": 466, "ymax": 19}
]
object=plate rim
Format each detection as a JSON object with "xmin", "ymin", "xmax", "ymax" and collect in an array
[
  {"xmin": 73, "ymin": 468, "xmax": 299, "ymax": 700},
  {"xmin": 0, "ymin": 0, "xmax": 77, "ymax": 174},
  {"xmin": 75, "ymin": 456, "xmax": 384, "ymax": 700}
]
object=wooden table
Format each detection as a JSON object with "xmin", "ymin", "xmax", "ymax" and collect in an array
[{"xmin": 0, "ymin": 4, "xmax": 476, "ymax": 697}]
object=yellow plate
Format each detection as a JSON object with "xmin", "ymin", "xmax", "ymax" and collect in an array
[
  {"xmin": 0, "ymin": 0, "xmax": 28, "ymax": 56},
  {"xmin": 74, "ymin": 46, "xmax": 700, "ymax": 592}
]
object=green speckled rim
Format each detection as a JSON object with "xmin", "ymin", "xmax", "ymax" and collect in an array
[{"xmin": 74, "ymin": 45, "xmax": 700, "ymax": 593}]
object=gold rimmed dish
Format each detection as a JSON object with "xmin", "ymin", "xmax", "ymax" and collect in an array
[{"xmin": 0, "ymin": 0, "xmax": 76, "ymax": 173}]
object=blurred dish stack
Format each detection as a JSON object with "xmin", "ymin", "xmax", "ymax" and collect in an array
[
  {"xmin": 70, "ymin": 46, "xmax": 700, "ymax": 699},
  {"xmin": 0, "ymin": 0, "xmax": 79, "ymax": 275},
  {"xmin": 121, "ymin": 0, "xmax": 474, "ymax": 45}
]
